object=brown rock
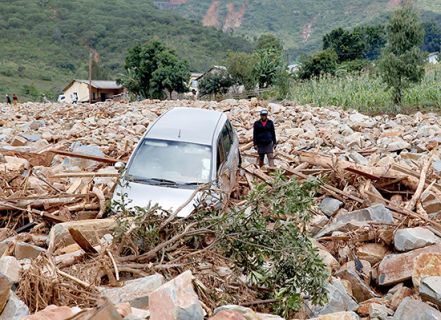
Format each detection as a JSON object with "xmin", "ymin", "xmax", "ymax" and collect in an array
[
  {"xmin": 23, "ymin": 305, "xmax": 75, "ymax": 320},
  {"xmin": 0, "ymin": 274, "xmax": 11, "ymax": 314},
  {"xmin": 412, "ymin": 253, "xmax": 441, "ymax": 288},
  {"xmin": 356, "ymin": 243, "xmax": 388, "ymax": 265},
  {"xmin": 10, "ymin": 136, "xmax": 27, "ymax": 146},
  {"xmin": 149, "ymin": 270, "xmax": 204, "ymax": 320},
  {"xmin": 357, "ymin": 298, "xmax": 388, "ymax": 316},
  {"xmin": 335, "ymin": 268, "xmax": 378, "ymax": 302},
  {"xmin": 378, "ymin": 244, "xmax": 441, "ymax": 286},
  {"xmin": 14, "ymin": 242, "xmax": 46, "ymax": 260},
  {"xmin": 317, "ymin": 311, "xmax": 360, "ymax": 319},
  {"xmin": 389, "ymin": 286, "xmax": 413, "ymax": 310},
  {"xmin": 209, "ymin": 310, "xmax": 247, "ymax": 320}
]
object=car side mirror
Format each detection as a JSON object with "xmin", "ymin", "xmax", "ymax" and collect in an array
[{"xmin": 114, "ymin": 161, "xmax": 126, "ymax": 171}]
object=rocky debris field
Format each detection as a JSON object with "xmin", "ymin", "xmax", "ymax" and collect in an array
[{"xmin": 2, "ymin": 99, "xmax": 441, "ymax": 319}]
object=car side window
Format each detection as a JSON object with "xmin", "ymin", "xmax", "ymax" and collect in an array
[
  {"xmin": 216, "ymin": 136, "xmax": 225, "ymax": 171},
  {"xmin": 225, "ymin": 120, "xmax": 234, "ymax": 141},
  {"xmin": 222, "ymin": 124, "xmax": 233, "ymax": 157}
]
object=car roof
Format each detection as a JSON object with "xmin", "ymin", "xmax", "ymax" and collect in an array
[{"xmin": 145, "ymin": 107, "xmax": 226, "ymax": 145}]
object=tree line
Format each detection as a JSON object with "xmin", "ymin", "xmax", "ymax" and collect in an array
[{"xmin": 120, "ymin": 2, "xmax": 439, "ymax": 108}]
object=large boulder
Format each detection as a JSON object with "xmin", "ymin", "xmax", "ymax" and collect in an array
[
  {"xmin": 213, "ymin": 305, "xmax": 284, "ymax": 320},
  {"xmin": 312, "ymin": 278, "xmax": 358, "ymax": 316},
  {"xmin": 149, "ymin": 271, "xmax": 204, "ymax": 320},
  {"xmin": 393, "ymin": 297, "xmax": 441, "ymax": 320},
  {"xmin": 99, "ymin": 274, "xmax": 164, "ymax": 309},
  {"xmin": 47, "ymin": 219, "xmax": 116, "ymax": 253},
  {"xmin": 394, "ymin": 227, "xmax": 440, "ymax": 252},
  {"xmin": 378, "ymin": 244, "xmax": 441, "ymax": 286},
  {"xmin": 412, "ymin": 253, "xmax": 441, "ymax": 288}
]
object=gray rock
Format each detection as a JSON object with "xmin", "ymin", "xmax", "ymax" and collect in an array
[
  {"xmin": 433, "ymin": 160, "xmax": 441, "ymax": 173},
  {"xmin": 393, "ymin": 297, "xmax": 441, "ymax": 320},
  {"xmin": 420, "ymin": 276, "xmax": 441, "ymax": 307},
  {"xmin": 99, "ymin": 274, "xmax": 164, "ymax": 309},
  {"xmin": 312, "ymin": 278, "xmax": 358, "ymax": 316},
  {"xmin": 335, "ymin": 204, "xmax": 394, "ymax": 225},
  {"xmin": 348, "ymin": 151, "xmax": 369, "ymax": 165},
  {"xmin": 29, "ymin": 120, "xmax": 45, "ymax": 130},
  {"xmin": 335, "ymin": 269, "xmax": 378, "ymax": 303},
  {"xmin": 316, "ymin": 205, "xmax": 393, "ymax": 238},
  {"xmin": 394, "ymin": 227, "xmax": 440, "ymax": 252},
  {"xmin": 319, "ymin": 198, "xmax": 343, "ymax": 217},
  {"xmin": 0, "ymin": 291, "xmax": 29, "ymax": 320},
  {"xmin": 22, "ymin": 134, "xmax": 42, "ymax": 142},
  {"xmin": 63, "ymin": 142, "xmax": 105, "ymax": 170},
  {"xmin": 0, "ymin": 256, "xmax": 20, "ymax": 283},
  {"xmin": 369, "ymin": 303, "xmax": 393, "ymax": 320}
]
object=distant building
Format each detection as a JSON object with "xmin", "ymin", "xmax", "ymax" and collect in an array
[
  {"xmin": 428, "ymin": 53, "xmax": 439, "ymax": 64},
  {"xmin": 288, "ymin": 63, "xmax": 300, "ymax": 74},
  {"xmin": 196, "ymin": 66, "xmax": 228, "ymax": 83},
  {"xmin": 62, "ymin": 80, "xmax": 125, "ymax": 103}
]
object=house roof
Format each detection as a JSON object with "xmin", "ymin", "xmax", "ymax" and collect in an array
[
  {"xmin": 63, "ymin": 80, "xmax": 123, "ymax": 92},
  {"xmin": 196, "ymin": 66, "xmax": 227, "ymax": 81}
]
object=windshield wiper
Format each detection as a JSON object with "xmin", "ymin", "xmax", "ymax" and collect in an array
[
  {"xmin": 149, "ymin": 178, "xmax": 178, "ymax": 185},
  {"xmin": 181, "ymin": 182, "xmax": 203, "ymax": 186}
]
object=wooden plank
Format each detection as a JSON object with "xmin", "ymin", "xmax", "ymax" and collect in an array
[
  {"xmin": 50, "ymin": 149, "xmax": 122, "ymax": 164},
  {"xmin": 68, "ymin": 228, "xmax": 98, "ymax": 255}
]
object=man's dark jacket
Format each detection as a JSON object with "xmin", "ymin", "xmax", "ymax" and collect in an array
[{"xmin": 253, "ymin": 120, "xmax": 277, "ymax": 146}]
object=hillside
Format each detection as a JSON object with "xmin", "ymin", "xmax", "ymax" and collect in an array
[
  {"xmin": 161, "ymin": 0, "xmax": 441, "ymax": 58},
  {"xmin": 0, "ymin": 0, "xmax": 252, "ymax": 101}
]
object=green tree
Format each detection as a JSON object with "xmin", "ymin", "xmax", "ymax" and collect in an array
[
  {"xmin": 422, "ymin": 22, "xmax": 441, "ymax": 53},
  {"xmin": 379, "ymin": 3, "xmax": 426, "ymax": 106},
  {"xmin": 198, "ymin": 70, "xmax": 233, "ymax": 98},
  {"xmin": 119, "ymin": 40, "xmax": 191, "ymax": 99},
  {"xmin": 256, "ymin": 33, "xmax": 284, "ymax": 52},
  {"xmin": 354, "ymin": 25, "xmax": 387, "ymax": 60},
  {"xmin": 323, "ymin": 27, "xmax": 365, "ymax": 62},
  {"xmin": 225, "ymin": 51, "xmax": 258, "ymax": 90},
  {"xmin": 298, "ymin": 49, "xmax": 338, "ymax": 80},
  {"xmin": 254, "ymin": 48, "xmax": 284, "ymax": 88}
]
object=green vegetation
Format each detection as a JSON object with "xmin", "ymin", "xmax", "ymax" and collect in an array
[
  {"xmin": 170, "ymin": 0, "xmax": 441, "ymax": 58},
  {"xmin": 379, "ymin": 3, "xmax": 426, "ymax": 107},
  {"xmin": 298, "ymin": 49, "xmax": 338, "ymax": 80},
  {"xmin": 113, "ymin": 173, "xmax": 328, "ymax": 317},
  {"xmin": 119, "ymin": 41, "xmax": 190, "ymax": 99},
  {"xmin": 286, "ymin": 64, "xmax": 441, "ymax": 114},
  {"xmin": 0, "ymin": 0, "xmax": 251, "ymax": 101}
]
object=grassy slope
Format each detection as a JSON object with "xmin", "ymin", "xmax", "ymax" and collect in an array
[
  {"xmin": 0, "ymin": 0, "xmax": 252, "ymax": 101},
  {"xmin": 171, "ymin": 0, "xmax": 441, "ymax": 58}
]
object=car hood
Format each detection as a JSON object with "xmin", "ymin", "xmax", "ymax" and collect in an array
[{"xmin": 113, "ymin": 181, "xmax": 198, "ymax": 218}]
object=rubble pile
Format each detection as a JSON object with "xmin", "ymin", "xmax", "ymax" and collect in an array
[{"xmin": 1, "ymin": 100, "xmax": 441, "ymax": 319}]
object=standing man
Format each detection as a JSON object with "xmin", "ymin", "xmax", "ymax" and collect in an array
[
  {"xmin": 12, "ymin": 94, "xmax": 18, "ymax": 106},
  {"xmin": 253, "ymin": 109, "xmax": 277, "ymax": 167},
  {"xmin": 5, "ymin": 95, "xmax": 11, "ymax": 105}
]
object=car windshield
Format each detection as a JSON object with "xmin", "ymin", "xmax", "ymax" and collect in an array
[{"xmin": 126, "ymin": 139, "xmax": 212, "ymax": 185}]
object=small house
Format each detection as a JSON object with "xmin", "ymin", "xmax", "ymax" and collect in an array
[
  {"xmin": 62, "ymin": 80, "xmax": 124, "ymax": 103},
  {"xmin": 428, "ymin": 53, "xmax": 439, "ymax": 65}
]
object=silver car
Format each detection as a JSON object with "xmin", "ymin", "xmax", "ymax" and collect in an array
[{"xmin": 112, "ymin": 107, "xmax": 240, "ymax": 217}]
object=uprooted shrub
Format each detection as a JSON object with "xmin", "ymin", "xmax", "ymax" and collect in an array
[{"xmin": 112, "ymin": 172, "xmax": 328, "ymax": 317}]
